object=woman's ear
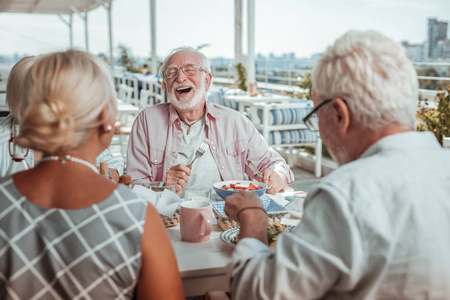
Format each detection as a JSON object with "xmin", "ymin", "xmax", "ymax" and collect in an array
[{"xmin": 99, "ymin": 106, "xmax": 113, "ymax": 133}]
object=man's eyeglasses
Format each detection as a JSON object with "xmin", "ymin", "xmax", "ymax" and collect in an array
[
  {"xmin": 302, "ymin": 99, "xmax": 333, "ymax": 131},
  {"xmin": 164, "ymin": 64, "xmax": 207, "ymax": 79}
]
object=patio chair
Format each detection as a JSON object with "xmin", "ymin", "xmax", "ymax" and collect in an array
[
  {"xmin": 250, "ymin": 100, "xmax": 323, "ymax": 178},
  {"xmin": 124, "ymin": 77, "xmax": 139, "ymax": 106},
  {"xmin": 139, "ymin": 89, "xmax": 155, "ymax": 109},
  {"xmin": 118, "ymin": 84, "xmax": 134, "ymax": 105},
  {"xmin": 112, "ymin": 73, "xmax": 125, "ymax": 92}
]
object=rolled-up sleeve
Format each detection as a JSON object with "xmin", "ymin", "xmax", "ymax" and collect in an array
[
  {"xmin": 243, "ymin": 116, "xmax": 294, "ymax": 184},
  {"xmin": 127, "ymin": 111, "xmax": 153, "ymax": 185}
]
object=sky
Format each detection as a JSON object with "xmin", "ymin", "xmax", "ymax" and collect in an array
[{"xmin": 0, "ymin": 0, "xmax": 449, "ymax": 61}]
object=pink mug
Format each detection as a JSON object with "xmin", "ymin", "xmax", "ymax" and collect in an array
[{"xmin": 180, "ymin": 200, "xmax": 213, "ymax": 243}]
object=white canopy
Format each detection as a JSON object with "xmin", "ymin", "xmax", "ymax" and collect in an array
[
  {"xmin": 0, "ymin": 0, "xmax": 115, "ymax": 66},
  {"xmin": 0, "ymin": 0, "xmax": 159, "ymax": 71},
  {"xmin": 0, "ymin": 0, "xmax": 107, "ymax": 15}
]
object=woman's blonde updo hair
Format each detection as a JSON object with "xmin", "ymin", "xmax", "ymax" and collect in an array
[{"xmin": 16, "ymin": 49, "xmax": 117, "ymax": 154}]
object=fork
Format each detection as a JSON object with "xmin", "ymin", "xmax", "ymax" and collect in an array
[{"xmin": 187, "ymin": 138, "xmax": 212, "ymax": 168}]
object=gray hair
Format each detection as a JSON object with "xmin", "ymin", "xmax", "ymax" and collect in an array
[
  {"xmin": 312, "ymin": 30, "xmax": 418, "ymax": 131},
  {"xmin": 159, "ymin": 46, "xmax": 211, "ymax": 79}
]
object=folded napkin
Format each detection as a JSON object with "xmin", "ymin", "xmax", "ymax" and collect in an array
[{"xmin": 132, "ymin": 185, "xmax": 182, "ymax": 217}]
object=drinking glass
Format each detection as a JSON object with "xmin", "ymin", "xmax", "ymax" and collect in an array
[
  {"xmin": 183, "ymin": 186, "xmax": 212, "ymax": 202},
  {"xmin": 145, "ymin": 182, "xmax": 176, "ymax": 193}
]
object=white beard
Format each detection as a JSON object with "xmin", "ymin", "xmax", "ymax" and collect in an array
[{"xmin": 167, "ymin": 75, "xmax": 206, "ymax": 111}]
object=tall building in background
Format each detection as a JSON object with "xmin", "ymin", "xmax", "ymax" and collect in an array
[
  {"xmin": 402, "ymin": 41, "xmax": 424, "ymax": 62},
  {"xmin": 427, "ymin": 18, "xmax": 448, "ymax": 59}
]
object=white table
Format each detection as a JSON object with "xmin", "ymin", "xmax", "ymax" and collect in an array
[
  {"xmin": 167, "ymin": 225, "xmax": 234, "ymax": 297},
  {"xmin": 167, "ymin": 191, "xmax": 303, "ymax": 297},
  {"xmin": 117, "ymin": 99, "xmax": 139, "ymax": 125}
]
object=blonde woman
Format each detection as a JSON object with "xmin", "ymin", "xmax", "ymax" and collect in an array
[
  {"xmin": 0, "ymin": 50, "xmax": 184, "ymax": 299},
  {"xmin": 0, "ymin": 56, "xmax": 124, "ymax": 179}
]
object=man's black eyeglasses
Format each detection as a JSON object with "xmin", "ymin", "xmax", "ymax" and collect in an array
[{"xmin": 302, "ymin": 99, "xmax": 333, "ymax": 131}]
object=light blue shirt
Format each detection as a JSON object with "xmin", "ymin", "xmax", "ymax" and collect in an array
[{"xmin": 229, "ymin": 131, "xmax": 450, "ymax": 299}]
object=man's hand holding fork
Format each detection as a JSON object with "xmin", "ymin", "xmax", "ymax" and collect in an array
[
  {"xmin": 165, "ymin": 138, "xmax": 212, "ymax": 196},
  {"xmin": 165, "ymin": 164, "xmax": 191, "ymax": 196}
]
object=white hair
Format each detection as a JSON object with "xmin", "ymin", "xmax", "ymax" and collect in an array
[
  {"xmin": 312, "ymin": 30, "xmax": 419, "ymax": 131},
  {"xmin": 159, "ymin": 46, "xmax": 211, "ymax": 79}
]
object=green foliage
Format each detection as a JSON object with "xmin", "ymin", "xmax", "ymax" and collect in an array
[
  {"xmin": 295, "ymin": 70, "xmax": 331, "ymax": 158},
  {"xmin": 117, "ymin": 44, "xmax": 160, "ymax": 74},
  {"xmin": 417, "ymin": 85, "xmax": 450, "ymax": 146},
  {"xmin": 235, "ymin": 63, "xmax": 247, "ymax": 91},
  {"xmin": 297, "ymin": 72, "xmax": 312, "ymax": 100},
  {"xmin": 196, "ymin": 43, "xmax": 210, "ymax": 51},
  {"xmin": 117, "ymin": 44, "xmax": 137, "ymax": 73}
]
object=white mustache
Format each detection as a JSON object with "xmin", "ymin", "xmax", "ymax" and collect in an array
[{"xmin": 173, "ymin": 80, "xmax": 195, "ymax": 92}]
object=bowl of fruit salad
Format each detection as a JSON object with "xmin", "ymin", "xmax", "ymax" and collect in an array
[{"xmin": 213, "ymin": 180, "xmax": 267, "ymax": 200}]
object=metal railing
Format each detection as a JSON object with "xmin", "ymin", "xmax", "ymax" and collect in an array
[{"xmin": 211, "ymin": 60, "xmax": 450, "ymax": 92}]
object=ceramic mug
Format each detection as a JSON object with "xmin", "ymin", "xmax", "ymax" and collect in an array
[{"xmin": 180, "ymin": 200, "xmax": 213, "ymax": 243}]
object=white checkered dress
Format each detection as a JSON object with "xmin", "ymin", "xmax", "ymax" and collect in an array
[{"xmin": 0, "ymin": 176, "xmax": 148, "ymax": 300}]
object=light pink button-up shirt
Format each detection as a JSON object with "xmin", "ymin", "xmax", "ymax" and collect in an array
[{"xmin": 127, "ymin": 101, "xmax": 294, "ymax": 186}]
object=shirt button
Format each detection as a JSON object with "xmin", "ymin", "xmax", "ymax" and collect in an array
[
  {"xmin": 154, "ymin": 160, "xmax": 158, "ymax": 163},
  {"xmin": 212, "ymin": 146, "xmax": 216, "ymax": 150},
  {"xmin": 233, "ymin": 152, "xmax": 237, "ymax": 155},
  {"xmin": 221, "ymin": 166, "xmax": 225, "ymax": 169}
]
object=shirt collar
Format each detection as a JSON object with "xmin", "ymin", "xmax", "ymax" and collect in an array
[
  {"xmin": 168, "ymin": 103, "xmax": 180, "ymax": 125},
  {"xmin": 361, "ymin": 131, "xmax": 439, "ymax": 159},
  {"xmin": 168, "ymin": 100, "xmax": 220, "ymax": 125},
  {"xmin": 205, "ymin": 101, "xmax": 220, "ymax": 120}
]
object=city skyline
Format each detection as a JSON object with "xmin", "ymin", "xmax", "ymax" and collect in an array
[{"xmin": 0, "ymin": 0, "xmax": 450, "ymax": 61}]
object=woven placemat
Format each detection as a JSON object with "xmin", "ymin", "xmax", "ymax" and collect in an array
[
  {"xmin": 160, "ymin": 209, "xmax": 180, "ymax": 228},
  {"xmin": 212, "ymin": 204, "xmax": 287, "ymax": 231}
]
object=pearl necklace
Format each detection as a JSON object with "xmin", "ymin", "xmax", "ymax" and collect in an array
[{"xmin": 39, "ymin": 154, "xmax": 98, "ymax": 173}]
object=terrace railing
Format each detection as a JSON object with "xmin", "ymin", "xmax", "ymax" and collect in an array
[{"xmin": 211, "ymin": 59, "xmax": 450, "ymax": 95}]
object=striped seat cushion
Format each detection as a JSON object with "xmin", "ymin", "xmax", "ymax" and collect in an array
[
  {"xmin": 222, "ymin": 98, "xmax": 240, "ymax": 110},
  {"xmin": 257, "ymin": 99, "xmax": 314, "ymax": 125},
  {"xmin": 269, "ymin": 129, "xmax": 319, "ymax": 145},
  {"xmin": 222, "ymin": 88, "xmax": 245, "ymax": 110}
]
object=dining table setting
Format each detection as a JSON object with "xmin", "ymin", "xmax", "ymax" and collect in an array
[{"xmin": 133, "ymin": 179, "xmax": 305, "ymax": 297}]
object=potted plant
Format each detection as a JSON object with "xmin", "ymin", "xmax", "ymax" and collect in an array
[
  {"xmin": 416, "ymin": 85, "xmax": 450, "ymax": 146},
  {"xmin": 235, "ymin": 63, "xmax": 247, "ymax": 91}
]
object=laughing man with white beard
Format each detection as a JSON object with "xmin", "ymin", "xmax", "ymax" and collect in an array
[{"xmin": 127, "ymin": 47, "xmax": 294, "ymax": 195}]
